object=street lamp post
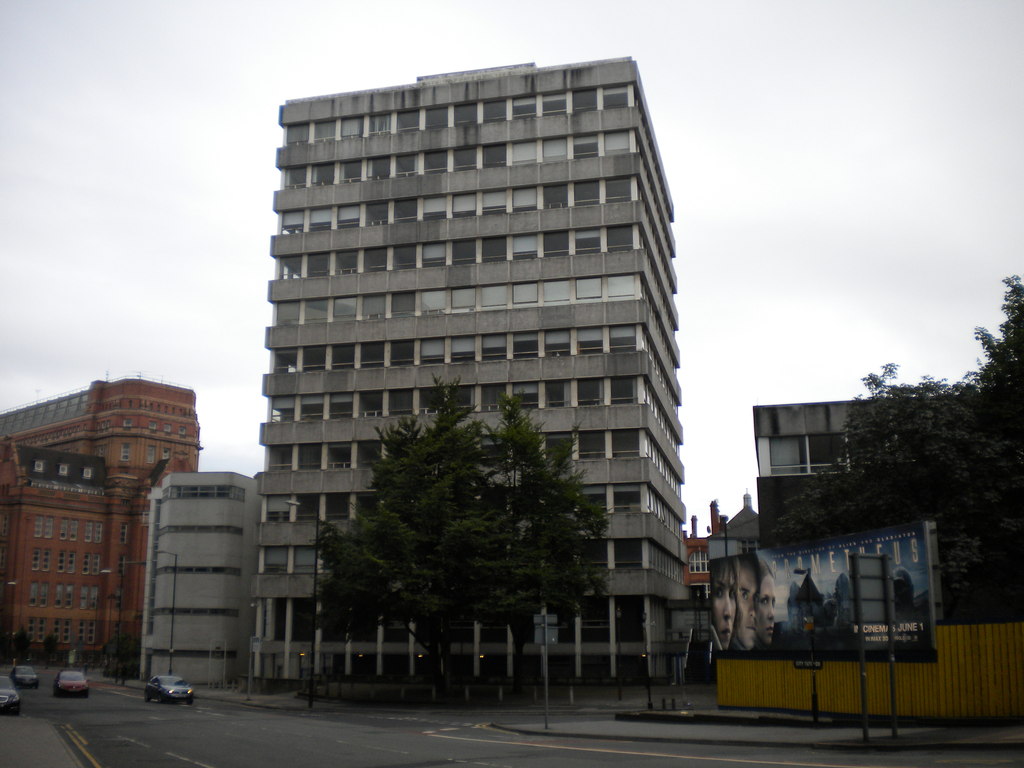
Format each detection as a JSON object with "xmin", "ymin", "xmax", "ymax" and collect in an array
[{"xmin": 155, "ymin": 550, "xmax": 179, "ymax": 676}]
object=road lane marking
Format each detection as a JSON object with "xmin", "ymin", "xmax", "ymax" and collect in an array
[
  {"xmin": 428, "ymin": 732, "xmax": 931, "ymax": 768},
  {"xmin": 166, "ymin": 751, "xmax": 219, "ymax": 768},
  {"xmin": 59, "ymin": 724, "xmax": 104, "ymax": 768}
]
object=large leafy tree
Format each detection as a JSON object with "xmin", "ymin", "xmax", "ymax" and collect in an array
[
  {"xmin": 775, "ymin": 277, "xmax": 1024, "ymax": 619},
  {"xmin": 483, "ymin": 396, "xmax": 608, "ymax": 691},
  {"xmin": 318, "ymin": 382, "xmax": 495, "ymax": 692}
]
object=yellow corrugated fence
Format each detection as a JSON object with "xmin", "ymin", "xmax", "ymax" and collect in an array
[{"xmin": 717, "ymin": 622, "xmax": 1024, "ymax": 719}]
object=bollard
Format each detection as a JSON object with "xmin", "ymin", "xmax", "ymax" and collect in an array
[
  {"xmin": 569, "ymin": 685, "xmax": 574, "ymax": 705},
  {"xmin": 661, "ymin": 698, "xmax": 666, "ymax": 710},
  {"xmin": 498, "ymin": 686, "xmax": 503, "ymax": 702},
  {"xmin": 671, "ymin": 698, "xmax": 676, "ymax": 710},
  {"xmin": 464, "ymin": 685, "xmax": 470, "ymax": 702}
]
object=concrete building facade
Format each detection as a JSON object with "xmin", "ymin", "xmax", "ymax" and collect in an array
[
  {"xmin": 753, "ymin": 401, "xmax": 850, "ymax": 547},
  {"xmin": 0, "ymin": 377, "xmax": 200, "ymax": 664},
  {"xmin": 141, "ymin": 472, "xmax": 259, "ymax": 684},
  {"xmin": 256, "ymin": 59, "xmax": 686, "ymax": 684}
]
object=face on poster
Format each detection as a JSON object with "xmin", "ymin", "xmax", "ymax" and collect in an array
[{"xmin": 708, "ymin": 521, "xmax": 938, "ymax": 653}]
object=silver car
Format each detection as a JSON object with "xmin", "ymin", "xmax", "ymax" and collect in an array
[{"xmin": 144, "ymin": 676, "xmax": 194, "ymax": 704}]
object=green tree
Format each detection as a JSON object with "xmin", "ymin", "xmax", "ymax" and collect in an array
[
  {"xmin": 775, "ymin": 277, "xmax": 1024, "ymax": 619},
  {"xmin": 43, "ymin": 633, "xmax": 58, "ymax": 663},
  {"xmin": 13, "ymin": 627, "xmax": 30, "ymax": 659},
  {"xmin": 483, "ymin": 396, "xmax": 607, "ymax": 691},
  {"xmin": 319, "ymin": 382, "xmax": 494, "ymax": 692}
]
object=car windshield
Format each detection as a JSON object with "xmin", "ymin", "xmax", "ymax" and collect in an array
[
  {"xmin": 15, "ymin": 666, "xmax": 34, "ymax": 674},
  {"xmin": 61, "ymin": 671, "xmax": 85, "ymax": 681},
  {"xmin": 158, "ymin": 677, "xmax": 189, "ymax": 686}
]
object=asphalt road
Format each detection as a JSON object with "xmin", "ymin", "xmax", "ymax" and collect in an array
[{"xmin": 10, "ymin": 672, "xmax": 1023, "ymax": 768}]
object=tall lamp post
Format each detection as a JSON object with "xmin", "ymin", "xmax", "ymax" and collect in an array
[{"xmin": 155, "ymin": 550, "xmax": 179, "ymax": 676}]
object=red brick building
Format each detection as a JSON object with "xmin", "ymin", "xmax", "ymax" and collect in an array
[{"xmin": 0, "ymin": 378, "xmax": 200, "ymax": 663}]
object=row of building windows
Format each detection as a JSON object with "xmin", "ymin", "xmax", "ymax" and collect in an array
[
  {"xmin": 24, "ymin": 617, "xmax": 93, "ymax": 644},
  {"xmin": 268, "ymin": 427, "xmax": 660, "ymax": 473},
  {"xmin": 30, "ymin": 549, "xmax": 103, "ymax": 574},
  {"xmin": 109, "ymin": 417, "xmax": 186, "ymax": 434},
  {"xmin": 261, "ymin": 478, "xmax": 677, "ymax": 528},
  {"xmin": 281, "ymin": 131, "xmax": 632, "ymax": 188},
  {"xmin": 272, "ymin": 376, "xmax": 644, "ymax": 424},
  {"xmin": 28, "ymin": 582, "xmax": 100, "ymax": 609},
  {"xmin": 277, "ymin": 226, "xmax": 635, "ymax": 278},
  {"xmin": 163, "ymin": 485, "xmax": 247, "ymax": 500},
  {"xmin": 280, "ymin": 186, "xmax": 638, "ymax": 233},
  {"xmin": 283, "ymin": 85, "xmax": 633, "ymax": 144},
  {"xmin": 281, "ymin": 178, "xmax": 634, "ymax": 235},
  {"xmin": 276, "ymin": 275, "xmax": 639, "ymax": 328},
  {"xmin": 272, "ymin": 324, "xmax": 640, "ymax": 374},
  {"xmin": 30, "ymin": 459, "xmax": 95, "ymax": 479},
  {"xmin": 34, "ymin": 517, "xmax": 104, "ymax": 543}
]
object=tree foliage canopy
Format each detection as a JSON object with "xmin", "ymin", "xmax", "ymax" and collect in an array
[
  {"xmin": 318, "ymin": 382, "xmax": 607, "ymax": 689},
  {"xmin": 775, "ymin": 276, "xmax": 1024, "ymax": 619}
]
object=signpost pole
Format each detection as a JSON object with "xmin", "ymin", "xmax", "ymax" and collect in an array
[
  {"xmin": 883, "ymin": 555, "xmax": 898, "ymax": 739},
  {"xmin": 851, "ymin": 554, "xmax": 870, "ymax": 743}
]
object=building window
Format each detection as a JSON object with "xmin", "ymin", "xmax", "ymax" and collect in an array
[
  {"xmin": 483, "ymin": 100, "xmax": 506, "ymax": 122},
  {"xmin": 329, "ymin": 392, "xmax": 353, "ymax": 419},
  {"xmin": 285, "ymin": 124, "xmax": 309, "ymax": 144},
  {"xmin": 573, "ymin": 89, "xmax": 597, "ymax": 112},
  {"xmin": 573, "ymin": 134, "xmax": 599, "ymax": 158},
  {"xmin": 603, "ymin": 86, "xmax": 629, "ymax": 108},
  {"xmin": 482, "ymin": 144, "xmax": 506, "ymax": 167},
  {"xmin": 368, "ymin": 113, "xmax": 391, "ymax": 134},
  {"xmin": 578, "ymin": 432, "xmax": 605, "ymax": 459},
  {"xmin": 420, "ymin": 338, "xmax": 445, "ymax": 364},
  {"xmin": 546, "ymin": 381, "xmax": 570, "ymax": 407},
  {"xmin": 331, "ymin": 344, "xmax": 355, "ymax": 370},
  {"xmin": 604, "ymin": 131, "xmax": 631, "ymax": 153},
  {"xmin": 33, "ymin": 459, "xmax": 45, "ymax": 473},
  {"xmin": 544, "ymin": 330, "xmax": 571, "ymax": 357},
  {"xmin": 327, "ymin": 444, "xmax": 352, "ymax": 469},
  {"xmin": 146, "ymin": 445, "xmax": 156, "ymax": 463},
  {"xmin": 613, "ymin": 484, "xmax": 642, "ymax": 512},
  {"xmin": 512, "ymin": 332, "xmax": 538, "ymax": 359},
  {"xmin": 423, "ymin": 152, "xmax": 447, "ymax": 174},
  {"xmin": 512, "ymin": 96, "xmax": 536, "ymax": 118},
  {"xmin": 481, "ymin": 334, "xmax": 507, "ymax": 360},
  {"xmin": 388, "ymin": 389, "xmax": 414, "ymax": 416},
  {"xmin": 454, "ymin": 103, "xmax": 477, "ymax": 124},
  {"xmin": 264, "ymin": 547, "xmax": 288, "ymax": 573},
  {"xmin": 396, "ymin": 110, "xmax": 419, "ymax": 131},
  {"xmin": 542, "ymin": 93, "xmax": 566, "ymax": 115},
  {"xmin": 424, "ymin": 106, "xmax": 448, "ymax": 129},
  {"xmin": 577, "ymin": 379, "xmax": 603, "ymax": 406},
  {"xmin": 689, "ymin": 551, "xmax": 709, "ymax": 574},
  {"xmin": 577, "ymin": 328, "xmax": 604, "ymax": 354}
]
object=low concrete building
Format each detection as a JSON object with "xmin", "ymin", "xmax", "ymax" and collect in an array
[
  {"xmin": 753, "ymin": 401, "xmax": 850, "ymax": 547},
  {"xmin": 141, "ymin": 472, "xmax": 259, "ymax": 685}
]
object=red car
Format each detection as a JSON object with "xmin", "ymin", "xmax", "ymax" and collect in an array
[{"xmin": 53, "ymin": 669, "xmax": 89, "ymax": 697}]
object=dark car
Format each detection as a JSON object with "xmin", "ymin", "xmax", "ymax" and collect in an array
[
  {"xmin": 9, "ymin": 665, "xmax": 39, "ymax": 689},
  {"xmin": 53, "ymin": 669, "xmax": 89, "ymax": 697},
  {"xmin": 0, "ymin": 686, "xmax": 20, "ymax": 715},
  {"xmin": 144, "ymin": 676, "xmax": 194, "ymax": 704}
]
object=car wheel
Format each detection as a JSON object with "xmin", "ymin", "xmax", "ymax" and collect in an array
[
  {"xmin": 187, "ymin": 698, "xmax": 194, "ymax": 705},
  {"xmin": 83, "ymin": 691, "xmax": 89, "ymax": 698},
  {"xmin": 144, "ymin": 691, "xmax": 150, "ymax": 702}
]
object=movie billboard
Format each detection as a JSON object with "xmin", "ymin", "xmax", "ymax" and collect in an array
[{"xmin": 709, "ymin": 521, "xmax": 939, "ymax": 653}]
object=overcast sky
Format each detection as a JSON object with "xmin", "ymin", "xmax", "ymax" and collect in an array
[{"xmin": 1, "ymin": 0, "xmax": 1020, "ymax": 535}]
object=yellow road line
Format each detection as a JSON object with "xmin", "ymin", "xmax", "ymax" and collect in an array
[{"xmin": 59, "ymin": 724, "xmax": 105, "ymax": 768}]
